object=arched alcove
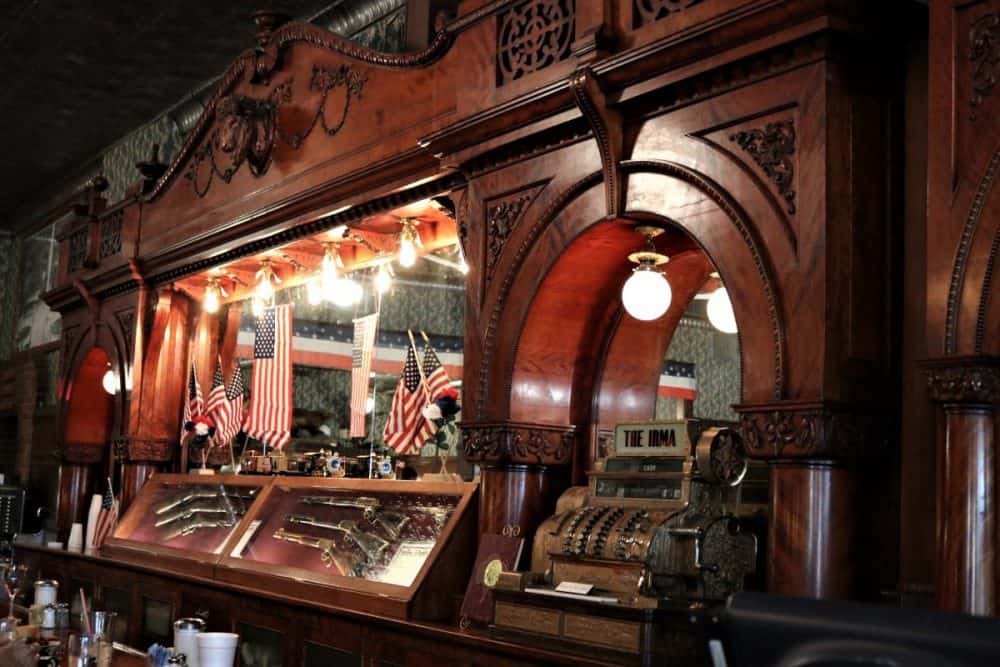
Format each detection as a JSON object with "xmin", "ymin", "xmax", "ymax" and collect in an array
[{"xmin": 64, "ymin": 347, "xmax": 115, "ymax": 449}]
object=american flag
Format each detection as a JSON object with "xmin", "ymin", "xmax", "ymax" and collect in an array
[
  {"xmin": 218, "ymin": 362, "xmax": 246, "ymax": 445},
  {"xmin": 92, "ymin": 478, "xmax": 119, "ymax": 549},
  {"xmin": 181, "ymin": 363, "xmax": 203, "ymax": 429},
  {"xmin": 416, "ymin": 341, "xmax": 452, "ymax": 444},
  {"xmin": 383, "ymin": 343, "xmax": 425, "ymax": 455},
  {"xmin": 242, "ymin": 304, "xmax": 293, "ymax": 450},
  {"xmin": 350, "ymin": 314, "xmax": 379, "ymax": 438},
  {"xmin": 205, "ymin": 358, "xmax": 226, "ymax": 419}
]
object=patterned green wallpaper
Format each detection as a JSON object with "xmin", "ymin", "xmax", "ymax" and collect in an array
[{"xmin": 656, "ymin": 303, "xmax": 741, "ymax": 422}]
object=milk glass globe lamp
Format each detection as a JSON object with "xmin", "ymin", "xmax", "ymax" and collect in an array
[
  {"xmin": 622, "ymin": 226, "xmax": 672, "ymax": 321},
  {"xmin": 707, "ymin": 286, "xmax": 738, "ymax": 334}
]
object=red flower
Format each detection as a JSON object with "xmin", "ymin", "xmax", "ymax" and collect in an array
[{"xmin": 439, "ymin": 387, "xmax": 459, "ymax": 400}]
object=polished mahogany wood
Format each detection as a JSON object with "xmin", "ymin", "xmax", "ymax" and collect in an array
[
  {"xmin": 119, "ymin": 462, "xmax": 158, "ymax": 513},
  {"xmin": 767, "ymin": 461, "xmax": 859, "ymax": 599},
  {"xmin": 479, "ymin": 464, "xmax": 568, "ymax": 566},
  {"xmin": 937, "ymin": 405, "xmax": 996, "ymax": 615}
]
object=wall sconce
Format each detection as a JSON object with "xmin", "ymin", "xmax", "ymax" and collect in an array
[
  {"xmin": 397, "ymin": 218, "xmax": 421, "ymax": 268},
  {"xmin": 706, "ymin": 272, "xmax": 738, "ymax": 334},
  {"xmin": 622, "ymin": 226, "xmax": 671, "ymax": 321}
]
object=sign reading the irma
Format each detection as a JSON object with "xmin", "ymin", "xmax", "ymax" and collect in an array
[{"xmin": 613, "ymin": 421, "xmax": 689, "ymax": 457}]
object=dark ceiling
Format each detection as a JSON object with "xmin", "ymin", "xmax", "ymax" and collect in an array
[{"xmin": 0, "ymin": 0, "xmax": 339, "ymax": 225}]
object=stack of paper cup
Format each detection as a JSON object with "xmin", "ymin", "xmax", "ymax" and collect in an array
[
  {"xmin": 197, "ymin": 632, "xmax": 238, "ymax": 667},
  {"xmin": 84, "ymin": 494, "xmax": 102, "ymax": 553},
  {"xmin": 67, "ymin": 523, "xmax": 84, "ymax": 553},
  {"xmin": 174, "ymin": 617, "xmax": 206, "ymax": 667}
]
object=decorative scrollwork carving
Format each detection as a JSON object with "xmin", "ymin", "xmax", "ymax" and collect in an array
[
  {"xmin": 737, "ymin": 402, "xmax": 886, "ymax": 459},
  {"xmin": 185, "ymin": 64, "xmax": 366, "ymax": 198},
  {"xmin": 634, "ymin": 0, "xmax": 704, "ymax": 27},
  {"xmin": 276, "ymin": 65, "xmax": 367, "ymax": 149},
  {"xmin": 970, "ymin": 12, "xmax": 1000, "ymax": 119},
  {"xmin": 115, "ymin": 308, "xmax": 136, "ymax": 349},
  {"xmin": 730, "ymin": 121, "xmax": 796, "ymax": 215},
  {"xmin": 461, "ymin": 422, "xmax": 575, "ymax": 464},
  {"xmin": 99, "ymin": 210, "xmax": 123, "ymax": 259},
  {"xmin": 486, "ymin": 194, "xmax": 532, "ymax": 281},
  {"xmin": 496, "ymin": 0, "xmax": 575, "ymax": 86},
  {"xmin": 926, "ymin": 362, "xmax": 1000, "ymax": 405}
]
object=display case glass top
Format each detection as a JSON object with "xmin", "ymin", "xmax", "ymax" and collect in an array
[{"xmin": 229, "ymin": 483, "xmax": 459, "ymax": 587}]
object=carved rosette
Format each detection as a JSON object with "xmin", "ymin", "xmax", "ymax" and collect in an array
[
  {"xmin": 461, "ymin": 422, "xmax": 576, "ymax": 465},
  {"xmin": 925, "ymin": 360, "xmax": 1000, "ymax": 405},
  {"xmin": 634, "ymin": 0, "xmax": 705, "ymax": 27},
  {"xmin": 496, "ymin": 0, "xmax": 575, "ymax": 85},
  {"xmin": 736, "ymin": 401, "xmax": 887, "ymax": 459}
]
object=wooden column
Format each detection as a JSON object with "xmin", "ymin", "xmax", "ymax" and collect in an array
[
  {"xmin": 925, "ymin": 358, "xmax": 1000, "ymax": 615},
  {"xmin": 56, "ymin": 452, "xmax": 99, "ymax": 542},
  {"xmin": 739, "ymin": 401, "xmax": 885, "ymax": 599},
  {"xmin": 461, "ymin": 423, "xmax": 574, "ymax": 547},
  {"xmin": 768, "ymin": 461, "xmax": 859, "ymax": 597}
]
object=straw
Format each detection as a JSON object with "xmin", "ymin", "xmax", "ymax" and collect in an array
[{"xmin": 79, "ymin": 588, "xmax": 92, "ymax": 635}]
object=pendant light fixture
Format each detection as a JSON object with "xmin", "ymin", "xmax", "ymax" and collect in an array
[
  {"xmin": 203, "ymin": 277, "xmax": 228, "ymax": 314},
  {"xmin": 397, "ymin": 219, "xmax": 420, "ymax": 268},
  {"xmin": 253, "ymin": 259, "xmax": 280, "ymax": 316},
  {"xmin": 706, "ymin": 272, "xmax": 738, "ymax": 334},
  {"xmin": 374, "ymin": 261, "xmax": 393, "ymax": 295},
  {"xmin": 321, "ymin": 242, "xmax": 341, "ymax": 297},
  {"xmin": 622, "ymin": 226, "xmax": 672, "ymax": 321},
  {"xmin": 101, "ymin": 363, "xmax": 117, "ymax": 395}
]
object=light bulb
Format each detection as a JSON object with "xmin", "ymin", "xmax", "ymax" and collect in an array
[
  {"xmin": 374, "ymin": 264, "xmax": 392, "ymax": 294},
  {"xmin": 398, "ymin": 237, "xmax": 417, "ymax": 267},
  {"xmin": 333, "ymin": 277, "xmax": 362, "ymax": 308},
  {"xmin": 203, "ymin": 284, "xmax": 220, "ymax": 314},
  {"xmin": 102, "ymin": 368, "xmax": 117, "ymax": 395},
  {"xmin": 707, "ymin": 287, "xmax": 738, "ymax": 334},
  {"xmin": 306, "ymin": 277, "xmax": 323, "ymax": 305},
  {"xmin": 251, "ymin": 297, "xmax": 265, "ymax": 318},
  {"xmin": 365, "ymin": 396, "xmax": 375, "ymax": 414},
  {"xmin": 256, "ymin": 276, "xmax": 274, "ymax": 303},
  {"xmin": 321, "ymin": 251, "xmax": 338, "ymax": 288},
  {"xmin": 622, "ymin": 266, "xmax": 672, "ymax": 321}
]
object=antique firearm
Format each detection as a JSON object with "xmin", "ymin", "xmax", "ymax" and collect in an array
[
  {"xmin": 271, "ymin": 528, "xmax": 360, "ymax": 575},
  {"xmin": 286, "ymin": 514, "xmax": 390, "ymax": 563}
]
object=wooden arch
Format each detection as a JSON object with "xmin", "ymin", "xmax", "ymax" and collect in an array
[{"xmin": 484, "ymin": 160, "xmax": 785, "ymax": 440}]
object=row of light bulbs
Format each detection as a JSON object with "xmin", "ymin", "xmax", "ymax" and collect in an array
[
  {"xmin": 620, "ymin": 226, "xmax": 738, "ymax": 334},
  {"xmin": 202, "ymin": 219, "xmax": 469, "ymax": 316}
]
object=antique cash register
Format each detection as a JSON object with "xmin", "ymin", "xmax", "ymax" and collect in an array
[{"xmin": 490, "ymin": 421, "xmax": 766, "ymax": 663}]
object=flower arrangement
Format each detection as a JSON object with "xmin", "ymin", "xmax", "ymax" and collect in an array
[{"xmin": 422, "ymin": 387, "xmax": 461, "ymax": 457}]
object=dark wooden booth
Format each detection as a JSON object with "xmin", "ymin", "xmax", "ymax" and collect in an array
[{"xmin": 25, "ymin": 0, "xmax": 999, "ymax": 664}]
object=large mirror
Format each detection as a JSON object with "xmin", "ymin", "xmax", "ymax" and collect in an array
[{"xmin": 176, "ymin": 197, "xmax": 467, "ymax": 479}]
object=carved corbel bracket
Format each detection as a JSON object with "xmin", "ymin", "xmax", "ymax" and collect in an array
[
  {"xmin": 461, "ymin": 421, "xmax": 576, "ymax": 465},
  {"xmin": 73, "ymin": 279, "xmax": 100, "ymax": 320},
  {"xmin": 924, "ymin": 356, "xmax": 1000, "ymax": 406},
  {"xmin": 735, "ymin": 400, "xmax": 889, "ymax": 460},
  {"xmin": 569, "ymin": 66, "xmax": 624, "ymax": 217}
]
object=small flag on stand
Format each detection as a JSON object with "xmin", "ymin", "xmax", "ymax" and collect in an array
[
  {"xmin": 92, "ymin": 478, "xmax": 119, "ymax": 549},
  {"xmin": 243, "ymin": 304, "xmax": 293, "ymax": 450},
  {"xmin": 205, "ymin": 357, "xmax": 227, "ymax": 419},
  {"xmin": 417, "ymin": 338, "xmax": 453, "ymax": 445},
  {"xmin": 383, "ymin": 343, "xmax": 425, "ymax": 455},
  {"xmin": 181, "ymin": 363, "xmax": 203, "ymax": 430},
  {"xmin": 217, "ymin": 363, "xmax": 245, "ymax": 446},
  {"xmin": 350, "ymin": 313, "xmax": 379, "ymax": 438}
]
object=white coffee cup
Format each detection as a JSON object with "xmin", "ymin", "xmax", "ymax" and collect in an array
[
  {"xmin": 197, "ymin": 632, "xmax": 239, "ymax": 667},
  {"xmin": 67, "ymin": 523, "xmax": 84, "ymax": 553}
]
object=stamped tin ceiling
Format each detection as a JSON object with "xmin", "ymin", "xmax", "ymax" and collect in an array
[{"xmin": 0, "ymin": 0, "xmax": 400, "ymax": 228}]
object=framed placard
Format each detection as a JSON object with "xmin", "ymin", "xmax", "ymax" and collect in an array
[{"xmin": 614, "ymin": 420, "xmax": 689, "ymax": 457}]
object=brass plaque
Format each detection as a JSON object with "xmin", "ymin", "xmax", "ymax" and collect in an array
[
  {"xmin": 494, "ymin": 602, "xmax": 560, "ymax": 637},
  {"xmin": 563, "ymin": 613, "xmax": 641, "ymax": 653}
]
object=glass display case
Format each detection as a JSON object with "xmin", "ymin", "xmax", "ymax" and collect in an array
[
  {"xmin": 216, "ymin": 477, "xmax": 477, "ymax": 620},
  {"xmin": 102, "ymin": 475, "xmax": 478, "ymax": 621},
  {"xmin": 102, "ymin": 474, "xmax": 265, "ymax": 578}
]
